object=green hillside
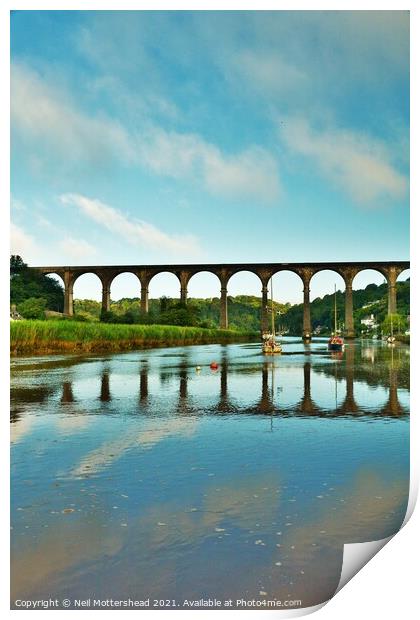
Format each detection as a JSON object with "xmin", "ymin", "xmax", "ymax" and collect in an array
[
  {"xmin": 73, "ymin": 278, "xmax": 409, "ymax": 336},
  {"xmin": 74, "ymin": 295, "xmax": 290, "ymax": 332},
  {"xmin": 280, "ymin": 279, "xmax": 410, "ymax": 336}
]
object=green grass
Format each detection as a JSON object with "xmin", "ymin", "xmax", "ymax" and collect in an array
[{"xmin": 10, "ymin": 320, "xmax": 257, "ymax": 355}]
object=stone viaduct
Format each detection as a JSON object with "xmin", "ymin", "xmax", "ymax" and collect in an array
[{"xmin": 31, "ymin": 260, "xmax": 410, "ymax": 339}]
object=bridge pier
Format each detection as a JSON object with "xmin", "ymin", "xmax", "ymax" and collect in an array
[
  {"xmin": 178, "ymin": 271, "xmax": 189, "ymax": 306},
  {"xmin": 141, "ymin": 286, "xmax": 149, "ymax": 313},
  {"xmin": 344, "ymin": 283, "xmax": 355, "ymax": 338},
  {"xmin": 261, "ymin": 284, "xmax": 269, "ymax": 332},
  {"xmin": 342, "ymin": 270, "xmax": 356, "ymax": 338},
  {"xmin": 180, "ymin": 285, "xmax": 188, "ymax": 305},
  {"xmin": 220, "ymin": 286, "xmax": 228, "ymax": 329},
  {"xmin": 63, "ymin": 270, "xmax": 74, "ymax": 316},
  {"xmin": 302, "ymin": 280, "xmax": 311, "ymax": 340},
  {"xmin": 387, "ymin": 271, "xmax": 397, "ymax": 315},
  {"xmin": 101, "ymin": 283, "xmax": 111, "ymax": 314}
]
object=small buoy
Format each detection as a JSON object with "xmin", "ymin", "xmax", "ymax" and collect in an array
[
  {"xmin": 210, "ymin": 361, "xmax": 219, "ymax": 370},
  {"xmin": 196, "ymin": 366, "xmax": 201, "ymax": 372}
]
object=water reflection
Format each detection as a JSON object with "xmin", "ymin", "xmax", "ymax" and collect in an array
[
  {"xmin": 61, "ymin": 382, "xmax": 75, "ymax": 404},
  {"xmin": 10, "ymin": 340, "xmax": 409, "ymax": 608},
  {"xmin": 15, "ymin": 346, "xmax": 408, "ymax": 419}
]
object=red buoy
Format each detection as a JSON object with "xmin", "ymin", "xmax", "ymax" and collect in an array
[{"xmin": 210, "ymin": 361, "xmax": 219, "ymax": 370}]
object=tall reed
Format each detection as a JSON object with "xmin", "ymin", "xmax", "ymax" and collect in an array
[{"xmin": 10, "ymin": 320, "xmax": 256, "ymax": 354}]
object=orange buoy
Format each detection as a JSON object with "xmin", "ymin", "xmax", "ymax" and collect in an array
[{"xmin": 210, "ymin": 361, "xmax": 219, "ymax": 370}]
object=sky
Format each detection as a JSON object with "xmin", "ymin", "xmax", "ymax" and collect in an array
[{"xmin": 10, "ymin": 10, "xmax": 410, "ymax": 302}]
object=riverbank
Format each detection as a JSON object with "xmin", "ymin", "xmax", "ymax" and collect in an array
[
  {"xmin": 395, "ymin": 334, "xmax": 410, "ymax": 344},
  {"xmin": 10, "ymin": 320, "xmax": 257, "ymax": 355}
]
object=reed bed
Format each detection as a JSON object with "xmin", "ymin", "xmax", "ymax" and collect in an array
[{"xmin": 10, "ymin": 320, "xmax": 256, "ymax": 355}]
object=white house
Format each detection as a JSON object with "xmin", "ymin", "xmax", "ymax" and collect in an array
[{"xmin": 361, "ymin": 314, "xmax": 378, "ymax": 329}]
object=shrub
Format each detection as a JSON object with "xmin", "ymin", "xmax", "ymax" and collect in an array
[{"xmin": 17, "ymin": 297, "xmax": 47, "ymax": 319}]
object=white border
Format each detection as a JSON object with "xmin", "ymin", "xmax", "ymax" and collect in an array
[{"xmin": 2, "ymin": 2, "xmax": 417, "ymax": 618}]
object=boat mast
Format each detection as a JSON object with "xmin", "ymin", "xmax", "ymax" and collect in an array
[
  {"xmin": 334, "ymin": 284, "xmax": 337, "ymax": 334},
  {"xmin": 271, "ymin": 277, "xmax": 275, "ymax": 335}
]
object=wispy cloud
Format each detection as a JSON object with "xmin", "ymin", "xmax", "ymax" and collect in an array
[
  {"xmin": 60, "ymin": 193, "xmax": 201, "ymax": 255},
  {"xmin": 280, "ymin": 118, "xmax": 408, "ymax": 204},
  {"xmin": 11, "ymin": 62, "xmax": 136, "ymax": 170},
  {"xmin": 139, "ymin": 128, "xmax": 281, "ymax": 203},
  {"xmin": 58, "ymin": 237, "xmax": 97, "ymax": 260},
  {"xmin": 12, "ymin": 62, "xmax": 281, "ymax": 203},
  {"xmin": 230, "ymin": 49, "xmax": 307, "ymax": 96}
]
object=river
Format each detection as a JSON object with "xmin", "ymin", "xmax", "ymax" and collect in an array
[{"xmin": 10, "ymin": 337, "xmax": 410, "ymax": 609}]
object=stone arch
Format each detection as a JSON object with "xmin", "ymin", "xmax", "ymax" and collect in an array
[
  {"xmin": 351, "ymin": 268, "xmax": 388, "ymax": 337},
  {"xmin": 148, "ymin": 271, "xmax": 183, "ymax": 314},
  {"xmin": 72, "ymin": 272, "xmax": 104, "ymax": 318},
  {"xmin": 110, "ymin": 271, "xmax": 142, "ymax": 302},
  {"xmin": 40, "ymin": 271, "xmax": 65, "ymax": 313},
  {"xmin": 395, "ymin": 268, "xmax": 410, "ymax": 331},
  {"xmin": 270, "ymin": 266, "xmax": 306, "ymax": 284},
  {"xmin": 187, "ymin": 270, "xmax": 223, "ymax": 329},
  {"xmin": 269, "ymin": 269, "xmax": 305, "ymax": 337},
  {"xmin": 226, "ymin": 270, "xmax": 268, "ymax": 332},
  {"xmin": 352, "ymin": 268, "xmax": 387, "ymax": 290},
  {"xmin": 309, "ymin": 269, "xmax": 346, "ymax": 336},
  {"xmin": 187, "ymin": 270, "xmax": 222, "ymax": 297},
  {"xmin": 397, "ymin": 268, "xmax": 410, "ymax": 282},
  {"xmin": 43, "ymin": 270, "xmax": 65, "ymax": 288},
  {"xmin": 225, "ymin": 269, "xmax": 264, "ymax": 292}
]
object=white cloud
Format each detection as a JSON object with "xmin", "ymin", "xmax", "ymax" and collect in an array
[
  {"xmin": 58, "ymin": 237, "xmax": 97, "ymax": 260},
  {"xmin": 11, "ymin": 62, "xmax": 281, "ymax": 203},
  {"xmin": 231, "ymin": 50, "xmax": 307, "ymax": 96},
  {"xmin": 60, "ymin": 193, "xmax": 200, "ymax": 255},
  {"xmin": 139, "ymin": 128, "xmax": 281, "ymax": 203},
  {"xmin": 280, "ymin": 118, "xmax": 408, "ymax": 204},
  {"xmin": 11, "ymin": 63, "xmax": 137, "ymax": 168},
  {"xmin": 10, "ymin": 222, "xmax": 38, "ymax": 258}
]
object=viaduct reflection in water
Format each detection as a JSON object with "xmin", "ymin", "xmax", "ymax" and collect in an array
[{"xmin": 57, "ymin": 353, "xmax": 408, "ymax": 419}]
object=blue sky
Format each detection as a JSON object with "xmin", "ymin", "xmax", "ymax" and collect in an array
[{"xmin": 10, "ymin": 10, "xmax": 409, "ymax": 302}]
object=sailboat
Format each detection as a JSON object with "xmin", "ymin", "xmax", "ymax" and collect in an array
[
  {"xmin": 262, "ymin": 278, "xmax": 282, "ymax": 355},
  {"xmin": 328, "ymin": 285, "xmax": 344, "ymax": 352},
  {"xmin": 387, "ymin": 314, "xmax": 396, "ymax": 343}
]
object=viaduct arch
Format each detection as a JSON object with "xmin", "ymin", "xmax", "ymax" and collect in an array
[{"xmin": 32, "ymin": 260, "xmax": 409, "ymax": 339}]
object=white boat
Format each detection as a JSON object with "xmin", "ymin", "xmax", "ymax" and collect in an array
[
  {"xmin": 262, "ymin": 278, "xmax": 282, "ymax": 355},
  {"xmin": 387, "ymin": 314, "xmax": 396, "ymax": 343}
]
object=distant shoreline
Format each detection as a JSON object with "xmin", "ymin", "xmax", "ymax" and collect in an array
[{"xmin": 10, "ymin": 320, "xmax": 258, "ymax": 355}]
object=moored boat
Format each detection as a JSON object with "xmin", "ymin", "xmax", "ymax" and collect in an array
[
  {"xmin": 328, "ymin": 285, "xmax": 344, "ymax": 352},
  {"xmin": 386, "ymin": 314, "xmax": 396, "ymax": 343},
  {"xmin": 262, "ymin": 278, "xmax": 282, "ymax": 355},
  {"xmin": 262, "ymin": 335, "xmax": 282, "ymax": 354},
  {"xmin": 328, "ymin": 335, "xmax": 344, "ymax": 351}
]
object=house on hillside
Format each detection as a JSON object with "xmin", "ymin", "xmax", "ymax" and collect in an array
[{"xmin": 360, "ymin": 313, "xmax": 378, "ymax": 330}]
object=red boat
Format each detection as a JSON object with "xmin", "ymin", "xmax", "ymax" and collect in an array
[
  {"xmin": 328, "ymin": 285, "xmax": 344, "ymax": 352},
  {"xmin": 328, "ymin": 335, "xmax": 344, "ymax": 351}
]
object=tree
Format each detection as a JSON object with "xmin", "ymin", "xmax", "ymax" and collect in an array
[
  {"xmin": 10, "ymin": 255, "xmax": 26, "ymax": 275},
  {"xmin": 17, "ymin": 297, "xmax": 47, "ymax": 319},
  {"xmin": 10, "ymin": 255, "xmax": 64, "ymax": 312},
  {"xmin": 381, "ymin": 313, "xmax": 408, "ymax": 336}
]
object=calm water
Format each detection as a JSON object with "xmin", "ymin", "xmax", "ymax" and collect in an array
[{"xmin": 10, "ymin": 338, "xmax": 410, "ymax": 609}]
